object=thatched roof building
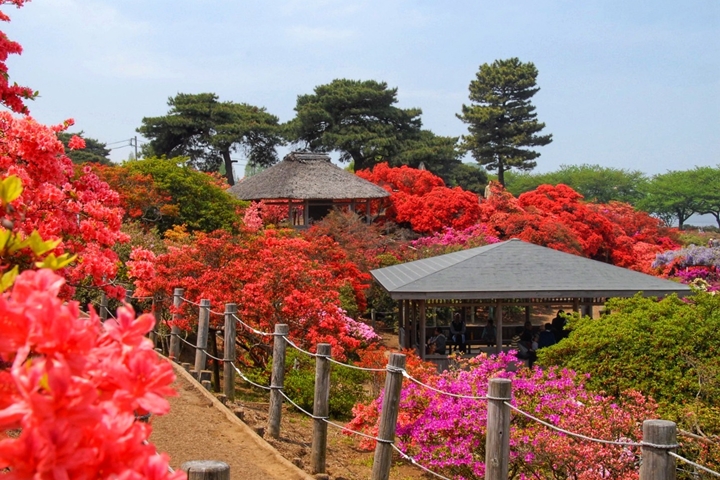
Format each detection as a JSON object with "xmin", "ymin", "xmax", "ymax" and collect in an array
[{"xmin": 228, "ymin": 152, "xmax": 389, "ymax": 226}]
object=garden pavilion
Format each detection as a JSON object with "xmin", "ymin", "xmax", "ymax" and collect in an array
[
  {"xmin": 228, "ymin": 151, "xmax": 390, "ymax": 227},
  {"xmin": 371, "ymin": 238, "xmax": 692, "ymax": 360}
]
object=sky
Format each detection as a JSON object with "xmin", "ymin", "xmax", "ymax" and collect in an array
[{"xmin": 3, "ymin": 0, "xmax": 719, "ymax": 184}]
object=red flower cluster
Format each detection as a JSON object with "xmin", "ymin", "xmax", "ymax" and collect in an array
[
  {"xmin": 0, "ymin": 269, "xmax": 181, "ymax": 479},
  {"xmin": 479, "ymin": 182, "xmax": 679, "ymax": 271},
  {"xmin": 357, "ymin": 163, "xmax": 481, "ymax": 233},
  {"xmin": 128, "ymin": 230, "xmax": 370, "ymax": 363}
]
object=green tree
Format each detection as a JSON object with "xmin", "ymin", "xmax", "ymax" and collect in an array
[
  {"xmin": 447, "ymin": 162, "xmax": 488, "ymax": 194},
  {"xmin": 693, "ymin": 166, "xmax": 720, "ymax": 228},
  {"xmin": 57, "ymin": 132, "xmax": 112, "ymax": 165},
  {"xmin": 287, "ymin": 79, "xmax": 423, "ymax": 171},
  {"xmin": 137, "ymin": 93, "xmax": 283, "ymax": 185},
  {"xmin": 122, "ymin": 157, "xmax": 245, "ymax": 233},
  {"xmin": 639, "ymin": 170, "xmax": 702, "ymax": 229},
  {"xmin": 393, "ymin": 130, "xmax": 464, "ymax": 181},
  {"xmin": 458, "ymin": 58, "xmax": 552, "ymax": 186},
  {"xmin": 504, "ymin": 164, "xmax": 648, "ymax": 204}
]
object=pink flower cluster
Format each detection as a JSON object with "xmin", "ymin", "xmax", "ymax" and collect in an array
[
  {"xmin": 342, "ymin": 314, "xmax": 382, "ymax": 344},
  {"xmin": 411, "ymin": 224, "xmax": 500, "ymax": 250},
  {"xmin": 0, "ymin": 269, "xmax": 184, "ymax": 479},
  {"xmin": 349, "ymin": 352, "xmax": 656, "ymax": 480}
]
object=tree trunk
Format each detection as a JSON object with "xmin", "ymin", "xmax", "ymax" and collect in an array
[
  {"xmin": 222, "ymin": 150, "xmax": 235, "ymax": 186},
  {"xmin": 497, "ymin": 162, "xmax": 506, "ymax": 187}
]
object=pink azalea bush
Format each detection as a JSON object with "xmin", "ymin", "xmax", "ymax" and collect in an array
[
  {"xmin": 0, "ymin": 269, "xmax": 184, "ymax": 479},
  {"xmin": 347, "ymin": 352, "xmax": 656, "ymax": 480}
]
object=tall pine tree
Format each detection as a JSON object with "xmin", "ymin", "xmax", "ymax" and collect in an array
[{"xmin": 458, "ymin": 58, "xmax": 552, "ymax": 186}]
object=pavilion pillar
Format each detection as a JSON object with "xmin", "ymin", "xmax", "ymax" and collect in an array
[
  {"xmin": 581, "ymin": 299, "xmax": 593, "ymax": 318},
  {"xmin": 366, "ymin": 199, "xmax": 371, "ymax": 224},
  {"xmin": 419, "ymin": 300, "xmax": 427, "ymax": 360},
  {"xmin": 525, "ymin": 305, "xmax": 531, "ymax": 324},
  {"xmin": 494, "ymin": 303, "xmax": 503, "ymax": 354},
  {"xmin": 410, "ymin": 301, "xmax": 417, "ymax": 350},
  {"xmin": 303, "ymin": 200, "xmax": 310, "ymax": 226},
  {"xmin": 573, "ymin": 298, "xmax": 580, "ymax": 313}
]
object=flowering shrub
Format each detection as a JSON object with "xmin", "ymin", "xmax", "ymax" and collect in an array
[
  {"xmin": 348, "ymin": 352, "xmax": 656, "ymax": 479},
  {"xmin": 343, "ymin": 313, "xmax": 382, "ymax": 345},
  {"xmin": 479, "ymin": 182, "xmax": 679, "ymax": 272},
  {"xmin": 357, "ymin": 163, "xmax": 481, "ymax": 233},
  {"xmin": 653, "ymin": 245, "xmax": 720, "ymax": 290},
  {"xmin": 128, "ymin": 229, "xmax": 369, "ymax": 364},
  {"xmin": 0, "ymin": 269, "xmax": 182, "ymax": 479}
]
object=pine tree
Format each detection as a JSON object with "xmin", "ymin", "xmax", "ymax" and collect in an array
[{"xmin": 458, "ymin": 58, "xmax": 552, "ymax": 186}]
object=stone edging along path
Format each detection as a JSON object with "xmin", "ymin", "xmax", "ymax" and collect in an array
[{"xmin": 150, "ymin": 360, "xmax": 315, "ymax": 480}]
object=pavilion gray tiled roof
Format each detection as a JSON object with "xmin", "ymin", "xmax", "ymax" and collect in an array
[
  {"xmin": 371, "ymin": 238, "xmax": 692, "ymax": 300},
  {"xmin": 228, "ymin": 151, "xmax": 390, "ymax": 201}
]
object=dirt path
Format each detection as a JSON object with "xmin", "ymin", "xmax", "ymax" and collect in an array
[{"xmin": 150, "ymin": 364, "xmax": 314, "ymax": 480}]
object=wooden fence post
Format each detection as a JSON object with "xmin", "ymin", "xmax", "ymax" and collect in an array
[
  {"xmin": 210, "ymin": 329, "xmax": 221, "ymax": 392},
  {"xmin": 169, "ymin": 288, "xmax": 184, "ymax": 361},
  {"xmin": 181, "ymin": 460, "xmax": 230, "ymax": 480},
  {"xmin": 99, "ymin": 292, "xmax": 108, "ymax": 322},
  {"xmin": 485, "ymin": 377, "xmax": 512, "ymax": 480},
  {"xmin": 311, "ymin": 343, "xmax": 331, "ymax": 474},
  {"xmin": 268, "ymin": 323, "xmax": 289, "ymax": 439},
  {"xmin": 150, "ymin": 294, "xmax": 160, "ymax": 349},
  {"xmin": 371, "ymin": 352, "xmax": 406, "ymax": 480},
  {"xmin": 223, "ymin": 303, "xmax": 237, "ymax": 401},
  {"xmin": 194, "ymin": 299, "xmax": 211, "ymax": 378},
  {"xmin": 640, "ymin": 420, "xmax": 677, "ymax": 480},
  {"xmin": 124, "ymin": 289, "xmax": 132, "ymax": 305}
]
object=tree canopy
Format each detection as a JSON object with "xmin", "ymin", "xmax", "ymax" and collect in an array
[
  {"xmin": 137, "ymin": 93, "xmax": 283, "ymax": 185},
  {"xmin": 94, "ymin": 157, "xmax": 244, "ymax": 233},
  {"xmin": 638, "ymin": 169, "xmax": 703, "ymax": 229},
  {"xmin": 504, "ymin": 164, "xmax": 648, "ymax": 204},
  {"xmin": 286, "ymin": 79, "xmax": 424, "ymax": 171},
  {"xmin": 57, "ymin": 132, "xmax": 112, "ymax": 165},
  {"xmin": 458, "ymin": 58, "xmax": 552, "ymax": 186}
]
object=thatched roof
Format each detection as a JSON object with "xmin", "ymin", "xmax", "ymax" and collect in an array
[{"xmin": 228, "ymin": 152, "xmax": 390, "ymax": 201}]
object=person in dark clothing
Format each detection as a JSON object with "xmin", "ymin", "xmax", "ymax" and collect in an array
[
  {"xmin": 537, "ymin": 323, "xmax": 556, "ymax": 349},
  {"xmin": 450, "ymin": 313, "xmax": 467, "ymax": 353},
  {"xmin": 551, "ymin": 309, "xmax": 566, "ymax": 340},
  {"xmin": 520, "ymin": 321, "xmax": 534, "ymax": 343}
]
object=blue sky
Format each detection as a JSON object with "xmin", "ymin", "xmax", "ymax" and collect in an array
[{"xmin": 4, "ymin": 0, "xmax": 719, "ymax": 182}]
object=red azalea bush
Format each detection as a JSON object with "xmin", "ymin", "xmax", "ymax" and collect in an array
[
  {"xmin": 479, "ymin": 182, "xmax": 679, "ymax": 271},
  {"xmin": 0, "ymin": 114, "xmax": 128, "ymax": 297},
  {"xmin": 0, "ymin": 269, "xmax": 182, "ymax": 479},
  {"xmin": 128, "ymin": 229, "xmax": 370, "ymax": 364},
  {"xmin": 357, "ymin": 163, "xmax": 481, "ymax": 233}
]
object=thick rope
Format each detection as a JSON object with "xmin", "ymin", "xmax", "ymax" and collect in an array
[
  {"xmin": 390, "ymin": 444, "xmax": 453, "ymax": 480},
  {"xmin": 668, "ymin": 452, "xmax": 720, "ymax": 477},
  {"xmin": 402, "ymin": 370, "xmax": 489, "ymax": 400}
]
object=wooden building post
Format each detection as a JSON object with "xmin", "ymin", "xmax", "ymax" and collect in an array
[
  {"xmin": 223, "ymin": 303, "xmax": 237, "ymax": 401},
  {"xmin": 311, "ymin": 343, "xmax": 331, "ymax": 474},
  {"xmin": 268, "ymin": 323, "xmax": 289, "ymax": 439},
  {"xmin": 494, "ymin": 303, "xmax": 503, "ymax": 354},
  {"xmin": 485, "ymin": 378, "xmax": 512, "ymax": 480},
  {"xmin": 371, "ymin": 353, "xmax": 407, "ymax": 480},
  {"xmin": 194, "ymin": 299, "xmax": 211, "ymax": 377},
  {"xmin": 419, "ymin": 300, "xmax": 426, "ymax": 360},
  {"xmin": 639, "ymin": 420, "xmax": 677, "ymax": 480},
  {"xmin": 169, "ymin": 288, "xmax": 184, "ymax": 361}
]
